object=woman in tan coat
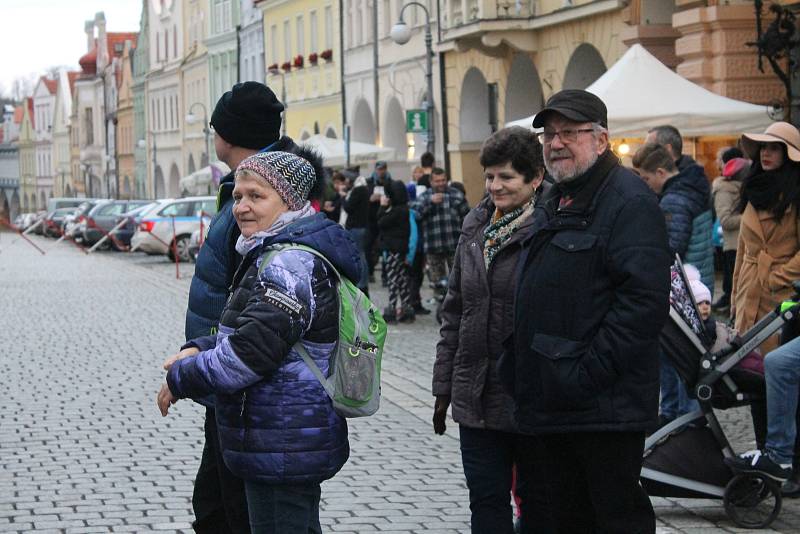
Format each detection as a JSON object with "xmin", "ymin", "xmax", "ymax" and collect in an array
[{"xmin": 732, "ymin": 122, "xmax": 800, "ymax": 353}]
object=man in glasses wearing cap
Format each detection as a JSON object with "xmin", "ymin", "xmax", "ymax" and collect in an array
[{"xmin": 501, "ymin": 89, "xmax": 671, "ymax": 533}]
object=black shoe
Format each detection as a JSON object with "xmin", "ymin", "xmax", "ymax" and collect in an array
[
  {"xmin": 712, "ymin": 296, "xmax": 730, "ymax": 311},
  {"xmin": 413, "ymin": 304, "xmax": 431, "ymax": 315},
  {"xmin": 725, "ymin": 450, "xmax": 793, "ymax": 482},
  {"xmin": 398, "ymin": 306, "xmax": 416, "ymax": 323},
  {"xmin": 782, "ymin": 477, "xmax": 800, "ymax": 498},
  {"xmin": 382, "ymin": 307, "xmax": 397, "ymax": 324}
]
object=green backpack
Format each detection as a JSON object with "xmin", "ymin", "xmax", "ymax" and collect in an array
[{"xmin": 259, "ymin": 243, "xmax": 387, "ymax": 418}]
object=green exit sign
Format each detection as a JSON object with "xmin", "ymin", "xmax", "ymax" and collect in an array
[{"xmin": 406, "ymin": 110, "xmax": 428, "ymax": 133}]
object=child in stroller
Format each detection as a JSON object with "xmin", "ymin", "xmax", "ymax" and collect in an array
[{"xmin": 641, "ymin": 256, "xmax": 800, "ymax": 528}]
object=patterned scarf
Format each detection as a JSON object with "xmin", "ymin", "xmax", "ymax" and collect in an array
[
  {"xmin": 483, "ymin": 193, "xmax": 537, "ymax": 268},
  {"xmin": 235, "ymin": 202, "xmax": 316, "ymax": 256}
]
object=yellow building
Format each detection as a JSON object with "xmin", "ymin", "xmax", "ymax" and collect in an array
[
  {"xmin": 257, "ymin": 0, "xmax": 342, "ymax": 141},
  {"xmin": 18, "ymin": 99, "xmax": 37, "ymax": 211},
  {"xmin": 439, "ymin": 0, "xmax": 784, "ymax": 203},
  {"xmin": 182, "ymin": 0, "xmax": 211, "ymax": 174},
  {"xmin": 117, "ymin": 42, "xmax": 136, "ymax": 199}
]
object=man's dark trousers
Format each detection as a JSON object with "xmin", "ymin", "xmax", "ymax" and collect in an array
[
  {"xmin": 192, "ymin": 407, "xmax": 250, "ymax": 534},
  {"xmin": 535, "ymin": 431, "xmax": 654, "ymax": 534}
]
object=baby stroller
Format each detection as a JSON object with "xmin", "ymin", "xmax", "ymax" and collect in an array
[{"xmin": 640, "ymin": 256, "xmax": 800, "ymax": 529}]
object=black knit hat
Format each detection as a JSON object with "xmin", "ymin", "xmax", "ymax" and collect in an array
[{"xmin": 210, "ymin": 82, "xmax": 284, "ymax": 149}]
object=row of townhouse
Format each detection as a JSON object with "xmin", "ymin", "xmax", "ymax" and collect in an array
[{"xmin": 3, "ymin": 0, "xmax": 793, "ymax": 216}]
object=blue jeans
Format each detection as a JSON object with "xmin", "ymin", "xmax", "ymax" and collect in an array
[
  {"xmin": 348, "ymin": 227, "xmax": 369, "ymax": 291},
  {"xmin": 765, "ymin": 337, "xmax": 800, "ymax": 465},
  {"xmin": 459, "ymin": 426, "xmax": 553, "ymax": 534},
  {"xmin": 244, "ymin": 481, "xmax": 322, "ymax": 534},
  {"xmin": 659, "ymin": 351, "xmax": 698, "ymax": 420}
]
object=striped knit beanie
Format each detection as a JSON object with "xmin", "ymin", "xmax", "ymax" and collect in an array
[{"xmin": 236, "ymin": 151, "xmax": 316, "ymax": 210}]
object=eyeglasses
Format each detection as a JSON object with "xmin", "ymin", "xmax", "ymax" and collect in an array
[{"xmin": 537, "ymin": 128, "xmax": 595, "ymax": 145}]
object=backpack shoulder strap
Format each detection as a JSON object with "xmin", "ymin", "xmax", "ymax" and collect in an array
[{"xmin": 257, "ymin": 242, "xmax": 344, "ymax": 282}]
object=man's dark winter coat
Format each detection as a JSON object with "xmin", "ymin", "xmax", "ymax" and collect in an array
[
  {"xmin": 659, "ymin": 162, "xmax": 714, "ymax": 292},
  {"xmin": 502, "ymin": 151, "xmax": 671, "ymax": 435}
]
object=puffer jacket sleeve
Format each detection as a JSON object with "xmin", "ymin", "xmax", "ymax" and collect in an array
[
  {"xmin": 660, "ymin": 192, "xmax": 693, "ymax": 257},
  {"xmin": 432, "ymin": 239, "xmax": 464, "ymax": 396},
  {"xmin": 578, "ymin": 194, "xmax": 671, "ymax": 394},
  {"xmin": 167, "ymin": 250, "xmax": 319, "ymax": 399},
  {"xmin": 713, "ymin": 181, "xmax": 742, "ymax": 232}
]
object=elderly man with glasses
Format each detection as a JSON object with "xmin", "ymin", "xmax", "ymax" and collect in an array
[{"xmin": 500, "ymin": 89, "xmax": 671, "ymax": 533}]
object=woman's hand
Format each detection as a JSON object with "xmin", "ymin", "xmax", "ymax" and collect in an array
[
  {"xmin": 163, "ymin": 347, "xmax": 200, "ymax": 371},
  {"xmin": 432, "ymin": 395, "xmax": 451, "ymax": 435},
  {"xmin": 157, "ymin": 383, "xmax": 177, "ymax": 417}
]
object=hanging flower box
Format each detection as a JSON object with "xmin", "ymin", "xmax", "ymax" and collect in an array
[
  {"xmin": 281, "ymin": 61, "xmax": 292, "ymax": 72},
  {"xmin": 293, "ymin": 54, "xmax": 304, "ymax": 68},
  {"xmin": 320, "ymin": 49, "xmax": 333, "ymax": 62},
  {"xmin": 268, "ymin": 63, "xmax": 279, "ymax": 72},
  {"xmin": 308, "ymin": 52, "xmax": 319, "ymax": 66}
]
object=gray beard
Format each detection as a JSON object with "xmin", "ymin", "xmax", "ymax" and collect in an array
[{"xmin": 546, "ymin": 152, "xmax": 599, "ymax": 184}]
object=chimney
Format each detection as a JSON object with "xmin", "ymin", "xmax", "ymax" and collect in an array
[
  {"xmin": 95, "ymin": 12, "xmax": 109, "ymax": 70},
  {"xmin": 85, "ymin": 19, "xmax": 95, "ymax": 52}
]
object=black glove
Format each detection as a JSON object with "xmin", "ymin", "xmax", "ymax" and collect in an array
[{"xmin": 433, "ymin": 395, "xmax": 451, "ymax": 435}]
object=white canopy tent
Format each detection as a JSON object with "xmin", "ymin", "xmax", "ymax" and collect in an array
[
  {"xmin": 506, "ymin": 44, "xmax": 774, "ymax": 137},
  {"xmin": 179, "ymin": 161, "xmax": 231, "ymax": 196},
  {"xmin": 299, "ymin": 134, "xmax": 395, "ymax": 168}
]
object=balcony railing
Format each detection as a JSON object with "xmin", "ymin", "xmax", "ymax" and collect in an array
[{"xmin": 441, "ymin": 0, "xmax": 536, "ymax": 31}]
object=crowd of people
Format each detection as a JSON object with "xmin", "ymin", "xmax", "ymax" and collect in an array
[{"xmin": 151, "ymin": 80, "xmax": 800, "ymax": 534}]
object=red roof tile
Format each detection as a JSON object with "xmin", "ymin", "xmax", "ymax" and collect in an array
[
  {"xmin": 41, "ymin": 76, "xmax": 58, "ymax": 95},
  {"xmin": 108, "ymin": 32, "xmax": 138, "ymax": 59},
  {"xmin": 13, "ymin": 106, "xmax": 24, "ymax": 124},
  {"xmin": 67, "ymin": 71, "xmax": 80, "ymax": 92},
  {"xmin": 79, "ymin": 43, "xmax": 98, "ymax": 76}
]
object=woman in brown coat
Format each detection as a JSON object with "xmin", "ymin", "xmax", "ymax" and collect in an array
[
  {"xmin": 732, "ymin": 121, "xmax": 800, "ymax": 353},
  {"xmin": 432, "ymin": 127, "xmax": 551, "ymax": 533}
]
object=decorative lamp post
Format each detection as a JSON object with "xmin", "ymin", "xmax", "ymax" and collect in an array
[
  {"xmin": 391, "ymin": 2, "xmax": 435, "ymax": 156},
  {"xmin": 186, "ymin": 102, "xmax": 211, "ymax": 167}
]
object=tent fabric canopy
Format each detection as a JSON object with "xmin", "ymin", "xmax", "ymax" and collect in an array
[
  {"xmin": 179, "ymin": 161, "xmax": 231, "ymax": 195},
  {"xmin": 507, "ymin": 44, "xmax": 774, "ymax": 137},
  {"xmin": 299, "ymin": 134, "xmax": 395, "ymax": 168}
]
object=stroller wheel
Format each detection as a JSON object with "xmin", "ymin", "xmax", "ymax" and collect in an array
[{"xmin": 723, "ymin": 473, "xmax": 782, "ymax": 529}]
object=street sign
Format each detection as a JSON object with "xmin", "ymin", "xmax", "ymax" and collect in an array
[{"xmin": 406, "ymin": 110, "xmax": 428, "ymax": 133}]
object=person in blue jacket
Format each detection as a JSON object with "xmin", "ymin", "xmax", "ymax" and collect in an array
[
  {"xmin": 159, "ymin": 151, "xmax": 362, "ymax": 533},
  {"xmin": 634, "ymin": 142, "xmax": 713, "ymax": 426},
  {"xmin": 183, "ymin": 81, "xmax": 324, "ymax": 533}
]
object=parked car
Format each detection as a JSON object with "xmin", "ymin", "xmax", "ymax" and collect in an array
[
  {"xmin": 111, "ymin": 202, "xmax": 157, "ymax": 249},
  {"xmin": 32, "ymin": 211, "xmax": 47, "ymax": 235},
  {"xmin": 82, "ymin": 200, "xmax": 152, "ymax": 248},
  {"xmin": 46, "ymin": 197, "xmax": 88, "ymax": 214},
  {"xmin": 13, "ymin": 213, "xmax": 37, "ymax": 230},
  {"xmin": 131, "ymin": 196, "xmax": 217, "ymax": 262},
  {"xmin": 43, "ymin": 207, "xmax": 79, "ymax": 238},
  {"xmin": 66, "ymin": 200, "xmax": 110, "ymax": 242}
]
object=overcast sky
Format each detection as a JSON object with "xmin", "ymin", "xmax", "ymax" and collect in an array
[{"xmin": 0, "ymin": 0, "xmax": 143, "ymax": 97}]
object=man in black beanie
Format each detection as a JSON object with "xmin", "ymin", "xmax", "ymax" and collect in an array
[{"xmin": 182, "ymin": 81, "xmax": 324, "ymax": 534}]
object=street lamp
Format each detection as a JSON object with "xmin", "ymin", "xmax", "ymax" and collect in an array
[
  {"xmin": 267, "ymin": 67, "xmax": 288, "ymax": 137},
  {"xmin": 391, "ymin": 2, "xmax": 435, "ymax": 156},
  {"xmin": 137, "ymin": 131, "xmax": 157, "ymax": 199},
  {"xmin": 186, "ymin": 102, "xmax": 211, "ymax": 168}
]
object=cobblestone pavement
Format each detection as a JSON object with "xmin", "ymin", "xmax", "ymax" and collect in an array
[{"xmin": 1, "ymin": 233, "xmax": 798, "ymax": 533}]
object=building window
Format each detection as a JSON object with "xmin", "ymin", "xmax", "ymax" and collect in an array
[
  {"xmin": 296, "ymin": 15, "xmax": 305, "ymax": 57},
  {"xmin": 325, "ymin": 5, "xmax": 333, "ymax": 50},
  {"xmin": 156, "ymin": 32, "xmax": 161, "ymax": 62},
  {"xmin": 310, "ymin": 11, "xmax": 318, "ymax": 53},
  {"xmin": 270, "ymin": 24, "xmax": 278, "ymax": 65},
  {"xmin": 174, "ymin": 24, "xmax": 178, "ymax": 58},
  {"xmin": 283, "ymin": 19, "xmax": 291, "ymax": 60}
]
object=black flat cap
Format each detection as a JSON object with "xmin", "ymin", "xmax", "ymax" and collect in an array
[{"xmin": 532, "ymin": 89, "xmax": 608, "ymax": 128}]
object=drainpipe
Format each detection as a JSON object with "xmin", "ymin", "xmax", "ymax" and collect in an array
[
  {"xmin": 339, "ymin": 0, "xmax": 347, "ymax": 152},
  {"xmin": 373, "ymin": 0, "xmax": 379, "ymax": 145}
]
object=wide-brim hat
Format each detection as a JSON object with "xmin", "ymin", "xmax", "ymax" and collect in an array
[{"xmin": 741, "ymin": 121, "xmax": 800, "ymax": 163}]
